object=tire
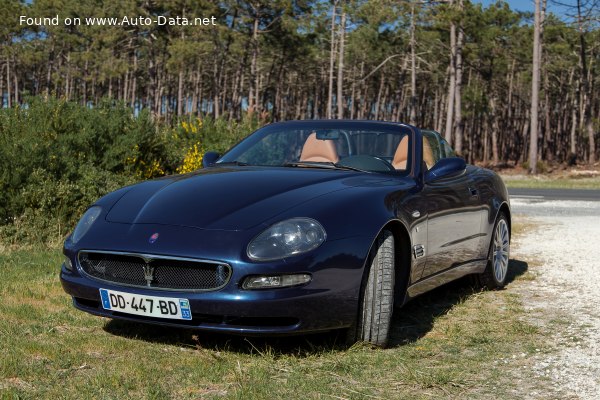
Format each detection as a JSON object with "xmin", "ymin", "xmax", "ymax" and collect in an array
[
  {"xmin": 346, "ymin": 230, "xmax": 395, "ymax": 347},
  {"xmin": 474, "ymin": 212, "xmax": 510, "ymax": 289}
]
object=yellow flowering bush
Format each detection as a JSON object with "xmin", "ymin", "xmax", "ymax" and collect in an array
[
  {"xmin": 139, "ymin": 159, "xmax": 166, "ymax": 179},
  {"xmin": 125, "ymin": 144, "xmax": 166, "ymax": 179},
  {"xmin": 174, "ymin": 119, "xmax": 205, "ymax": 174},
  {"xmin": 179, "ymin": 117, "xmax": 203, "ymax": 136},
  {"xmin": 124, "ymin": 118, "xmax": 207, "ymax": 178},
  {"xmin": 177, "ymin": 142, "xmax": 204, "ymax": 174}
]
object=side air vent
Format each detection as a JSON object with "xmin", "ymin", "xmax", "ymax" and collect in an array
[{"xmin": 413, "ymin": 244, "xmax": 425, "ymax": 259}]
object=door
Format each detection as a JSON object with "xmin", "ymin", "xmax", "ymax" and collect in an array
[
  {"xmin": 418, "ymin": 131, "xmax": 483, "ymax": 279},
  {"xmin": 420, "ymin": 173, "xmax": 482, "ymax": 279}
]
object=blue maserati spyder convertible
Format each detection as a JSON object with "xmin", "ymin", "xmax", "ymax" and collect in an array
[{"xmin": 60, "ymin": 120, "xmax": 510, "ymax": 347}]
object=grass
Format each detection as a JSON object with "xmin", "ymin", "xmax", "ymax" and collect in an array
[
  {"xmin": 0, "ymin": 222, "xmax": 544, "ymax": 399},
  {"xmin": 501, "ymin": 174, "xmax": 600, "ymax": 190}
]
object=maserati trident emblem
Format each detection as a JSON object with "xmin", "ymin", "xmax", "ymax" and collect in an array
[
  {"xmin": 142, "ymin": 264, "xmax": 155, "ymax": 287},
  {"xmin": 149, "ymin": 232, "xmax": 159, "ymax": 244}
]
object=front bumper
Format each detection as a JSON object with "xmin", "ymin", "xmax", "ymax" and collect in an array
[{"xmin": 60, "ymin": 236, "xmax": 370, "ymax": 335}]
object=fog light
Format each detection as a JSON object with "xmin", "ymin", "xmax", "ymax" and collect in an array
[
  {"xmin": 242, "ymin": 274, "xmax": 311, "ymax": 289},
  {"xmin": 63, "ymin": 255, "xmax": 73, "ymax": 271}
]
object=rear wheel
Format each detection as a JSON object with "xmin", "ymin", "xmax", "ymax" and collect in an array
[
  {"xmin": 475, "ymin": 213, "xmax": 510, "ymax": 289},
  {"xmin": 346, "ymin": 230, "xmax": 395, "ymax": 347}
]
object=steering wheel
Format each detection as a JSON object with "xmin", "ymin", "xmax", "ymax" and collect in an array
[
  {"xmin": 337, "ymin": 155, "xmax": 396, "ymax": 172},
  {"xmin": 339, "ymin": 130, "xmax": 353, "ymax": 156}
]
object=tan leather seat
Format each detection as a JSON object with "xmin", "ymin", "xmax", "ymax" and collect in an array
[
  {"xmin": 300, "ymin": 133, "xmax": 339, "ymax": 163},
  {"xmin": 392, "ymin": 135, "xmax": 436, "ymax": 170},
  {"xmin": 422, "ymin": 138, "xmax": 435, "ymax": 169},
  {"xmin": 392, "ymin": 136, "xmax": 409, "ymax": 170}
]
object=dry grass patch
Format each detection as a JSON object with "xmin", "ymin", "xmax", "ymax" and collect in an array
[
  {"xmin": 501, "ymin": 173, "xmax": 600, "ymax": 189},
  {"xmin": 1, "ymin": 224, "xmax": 544, "ymax": 399}
]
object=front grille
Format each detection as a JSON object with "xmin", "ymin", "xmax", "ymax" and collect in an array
[{"xmin": 78, "ymin": 251, "xmax": 231, "ymax": 291}]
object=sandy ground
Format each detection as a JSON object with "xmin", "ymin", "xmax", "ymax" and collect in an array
[{"xmin": 510, "ymin": 198, "xmax": 600, "ymax": 399}]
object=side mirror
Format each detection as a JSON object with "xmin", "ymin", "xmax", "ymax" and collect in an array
[
  {"xmin": 202, "ymin": 151, "xmax": 220, "ymax": 167},
  {"xmin": 425, "ymin": 157, "xmax": 466, "ymax": 182}
]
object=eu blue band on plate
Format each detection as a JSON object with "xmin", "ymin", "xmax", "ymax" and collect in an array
[{"xmin": 100, "ymin": 289, "xmax": 111, "ymax": 309}]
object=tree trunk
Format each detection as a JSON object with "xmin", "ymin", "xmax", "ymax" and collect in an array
[
  {"xmin": 337, "ymin": 11, "xmax": 346, "ymax": 119},
  {"xmin": 92, "ymin": 70, "xmax": 97, "ymax": 105},
  {"xmin": 453, "ymin": 0, "xmax": 464, "ymax": 154},
  {"xmin": 374, "ymin": 75, "xmax": 385, "ymax": 120},
  {"xmin": 357, "ymin": 62, "xmax": 365, "ymax": 119},
  {"xmin": 544, "ymin": 73, "xmax": 552, "ymax": 161},
  {"xmin": 570, "ymin": 96, "xmax": 578, "ymax": 157},
  {"xmin": 490, "ymin": 97, "xmax": 500, "ymax": 164},
  {"xmin": 66, "ymin": 54, "xmax": 72, "ymax": 101},
  {"xmin": 444, "ymin": 1, "xmax": 456, "ymax": 144},
  {"xmin": 82, "ymin": 58, "xmax": 88, "ymax": 106},
  {"xmin": 409, "ymin": 1, "xmax": 417, "ymax": 125},
  {"xmin": 131, "ymin": 53, "xmax": 137, "ymax": 109},
  {"xmin": 576, "ymin": 0, "xmax": 595, "ymax": 163},
  {"xmin": 192, "ymin": 65, "xmax": 200, "ymax": 115},
  {"xmin": 13, "ymin": 57, "xmax": 18, "ymax": 105},
  {"xmin": 350, "ymin": 65, "xmax": 356, "ymax": 119},
  {"xmin": 0, "ymin": 64, "xmax": 3, "ymax": 107},
  {"xmin": 327, "ymin": 2, "xmax": 337, "ymax": 119},
  {"xmin": 6, "ymin": 56, "xmax": 11, "ymax": 107},
  {"xmin": 437, "ymin": 68, "xmax": 448, "ymax": 132},
  {"xmin": 177, "ymin": 69, "xmax": 184, "ymax": 116},
  {"xmin": 529, "ymin": 0, "xmax": 542, "ymax": 174},
  {"xmin": 249, "ymin": 15, "xmax": 260, "ymax": 113},
  {"xmin": 213, "ymin": 59, "xmax": 220, "ymax": 119},
  {"xmin": 483, "ymin": 116, "xmax": 489, "ymax": 163},
  {"xmin": 153, "ymin": 69, "xmax": 161, "ymax": 116}
]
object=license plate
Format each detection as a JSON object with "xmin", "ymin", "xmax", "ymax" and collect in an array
[{"xmin": 99, "ymin": 289, "xmax": 192, "ymax": 320}]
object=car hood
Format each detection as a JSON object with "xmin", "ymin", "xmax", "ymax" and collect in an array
[{"xmin": 106, "ymin": 166, "xmax": 391, "ymax": 231}]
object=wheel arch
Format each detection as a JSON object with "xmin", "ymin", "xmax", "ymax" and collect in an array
[
  {"xmin": 348, "ymin": 219, "xmax": 411, "ymax": 346},
  {"xmin": 497, "ymin": 202, "xmax": 512, "ymax": 241},
  {"xmin": 381, "ymin": 220, "xmax": 412, "ymax": 306}
]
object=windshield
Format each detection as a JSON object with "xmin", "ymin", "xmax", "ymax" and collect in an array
[{"xmin": 217, "ymin": 122, "xmax": 413, "ymax": 174}]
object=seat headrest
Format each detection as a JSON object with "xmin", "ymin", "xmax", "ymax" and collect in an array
[
  {"xmin": 300, "ymin": 133, "xmax": 339, "ymax": 163},
  {"xmin": 392, "ymin": 136, "xmax": 409, "ymax": 170},
  {"xmin": 422, "ymin": 138, "xmax": 435, "ymax": 169}
]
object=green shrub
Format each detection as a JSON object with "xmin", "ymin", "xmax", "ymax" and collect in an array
[
  {"xmin": 0, "ymin": 96, "xmax": 261, "ymax": 247},
  {"xmin": 0, "ymin": 167, "xmax": 135, "ymax": 246}
]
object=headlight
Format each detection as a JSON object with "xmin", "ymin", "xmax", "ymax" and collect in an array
[
  {"xmin": 247, "ymin": 218, "xmax": 326, "ymax": 261},
  {"xmin": 71, "ymin": 206, "xmax": 102, "ymax": 244}
]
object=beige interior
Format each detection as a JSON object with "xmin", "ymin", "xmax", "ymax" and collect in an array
[
  {"xmin": 393, "ymin": 135, "xmax": 437, "ymax": 170},
  {"xmin": 422, "ymin": 138, "xmax": 435, "ymax": 169},
  {"xmin": 300, "ymin": 133, "xmax": 339, "ymax": 163},
  {"xmin": 392, "ymin": 136, "xmax": 409, "ymax": 170}
]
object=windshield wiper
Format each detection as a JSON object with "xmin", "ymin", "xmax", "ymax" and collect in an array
[
  {"xmin": 283, "ymin": 161, "xmax": 364, "ymax": 172},
  {"xmin": 216, "ymin": 161, "xmax": 250, "ymax": 166}
]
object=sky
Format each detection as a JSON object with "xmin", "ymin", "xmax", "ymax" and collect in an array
[{"xmin": 472, "ymin": 0, "xmax": 580, "ymax": 17}]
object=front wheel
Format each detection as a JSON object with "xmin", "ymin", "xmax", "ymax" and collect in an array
[
  {"xmin": 346, "ymin": 230, "xmax": 395, "ymax": 347},
  {"xmin": 475, "ymin": 213, "xmax": 510, "ymax": 289}
]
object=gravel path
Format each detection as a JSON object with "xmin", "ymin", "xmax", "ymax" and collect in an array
[{"xmin": 510, "ymin": 198, "xmax": 600, "ymax": 399}]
